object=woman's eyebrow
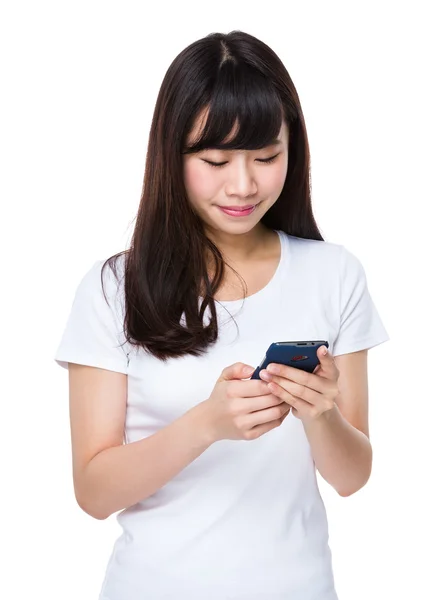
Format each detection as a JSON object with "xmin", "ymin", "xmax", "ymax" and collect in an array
[
  {"xmin": 220, "ymin": 140, "xmax": 283, "ymax": 149},
  {"xmin": 189, "ymin": 140, "xmax": 283, "ymax": 153}
]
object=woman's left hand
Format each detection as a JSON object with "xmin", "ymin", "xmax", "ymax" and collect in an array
[{"xmin": 259, "ymin": 345, "xmax": 339, "ymax": 423}]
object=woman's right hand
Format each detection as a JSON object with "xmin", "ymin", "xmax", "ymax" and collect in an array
[{"xmin": 195, "ymin": 362, "xmax": 291, "ymax": 443}]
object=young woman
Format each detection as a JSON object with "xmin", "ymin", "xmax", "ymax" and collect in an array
[{"xmin": 55, "ymin": 30, "xmax": 389, "ymax": 600}]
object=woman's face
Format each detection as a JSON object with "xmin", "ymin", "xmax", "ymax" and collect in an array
[{"xmin": 183, "ymin": 114, "xmax": 289, "ymax": 236}]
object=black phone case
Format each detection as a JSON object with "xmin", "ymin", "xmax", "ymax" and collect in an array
[{"xmin": 250, "ymin": 340, "xmax": 329, "ymax": 379}]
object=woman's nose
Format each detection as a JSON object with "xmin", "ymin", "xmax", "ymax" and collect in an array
[{"xmin": 225, "ymin": 163, "xmax": 258, "ymax": 198}]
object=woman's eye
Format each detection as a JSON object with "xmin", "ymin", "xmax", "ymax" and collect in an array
[
  {"xmin": 203, "ymin": 160, "xmax": 228, "ymax": 168},
  {"xmin": 202, "ymin": 153, "xmax": 279, "ymax": 168},
  {"xmin": 256, "ymin": 153, "xmax": 279, "ymax": 164}
]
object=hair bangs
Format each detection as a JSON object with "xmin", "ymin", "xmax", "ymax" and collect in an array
[{"xmin": 184, "ymin": 61, "xmax": 284, "ymax": 154}]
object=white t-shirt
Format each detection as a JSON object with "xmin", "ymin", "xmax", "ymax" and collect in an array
[{"xmin": 54, "ymin": 230, "xmax": 389, "ymax": 600}]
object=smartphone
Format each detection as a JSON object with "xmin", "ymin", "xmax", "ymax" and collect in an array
[{"xmin": 250, "ymin": 340, "xmax": 329, "ymax": 379}]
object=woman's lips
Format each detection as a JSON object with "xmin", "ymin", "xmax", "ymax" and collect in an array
[{"xmin": 217, "ymin": 204, "xmax": 259, "ymax": 217}]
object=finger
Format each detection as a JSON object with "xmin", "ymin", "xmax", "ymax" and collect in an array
[
  {"xmin": 261, "ymin": 365, "xmax": 329, "ymax": 394},
  {"xmin": 267, "ymin": 378, "xmax": 322, "ymax": 406},
  {"xmin": 265, "ymin": 347, "xmax": 338, "ymax": 387},
  {"xmin": 218, "ymin": 362, "xmax": 255, "ymax": 383},
  {"xmin": 229, "ymin": 378, "xmax": 271, "ymax": 399},
  {"xmin": 267, "ymin": 384, "xmax": 313, "ymax": 416},
  {"xmin": 246, "ymin": 402, "xmax": 290, "ymax": 428},
  {"xmin": 240, "ymin": 392, "xmax": 283, "ymax": 413},
  {"xmin": 315, "ymin": 345, "xmax": 338, "ymax": 378},
  {"xmin": 244, "ymin": 415, "xmax": 288, "ymax": 440}
]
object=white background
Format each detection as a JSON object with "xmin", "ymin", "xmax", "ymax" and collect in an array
[{"xmin": 1, "ymin": 1, "xmax": 433, "ymax": 599}]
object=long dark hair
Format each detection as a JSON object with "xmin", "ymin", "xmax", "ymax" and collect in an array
[{"xmin": 102, "ymin": 30, "xmax": 324, "ymax": 362}]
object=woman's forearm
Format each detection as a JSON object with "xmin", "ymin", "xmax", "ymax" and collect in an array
[
  {"xmin": 302, "ymin": 404, "xmax": 373, "ymax": 496},
  {"xmin": 78, "ymin": 402, "xmax": 213, "ymax": 520}
]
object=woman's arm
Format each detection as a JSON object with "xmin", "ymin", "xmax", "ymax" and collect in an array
[
  {"xmin": 302, "ymin": 405, "xmax": 372, "ymax": 497},
  {"xmin": 302, "ymin": 350, "xmax": 372, "ymax": 496},
  {"xmin": 81, "ymin": 406, "xmax": 213, "ymax": 520},
  {"xmin": 69, "ymin": 360, "xmax": 285, "ymax": 520},
  {"xmin": 261, "ymin": 348, "xmax": 373, "ymax": 496},
  {"xmin": 69, "ymin": 363, "xmax": 213, "ymax": 520}
]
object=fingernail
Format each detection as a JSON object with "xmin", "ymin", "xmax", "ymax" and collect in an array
[
  {"xmin": 322, "ymin": 346, "xmax": 328, "ymax": 355},
  {"xmin": 243, "ymin": 366, "xmax": 254, "ymax": 374}
]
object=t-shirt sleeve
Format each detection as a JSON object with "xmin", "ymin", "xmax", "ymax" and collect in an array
[
  {"xmin": 54, "ymin": 259, "xmax": 129, "ymax": 373},
  {"xmin": 332, "ymin": 246, "xmax": 390, "ymax": 356}
]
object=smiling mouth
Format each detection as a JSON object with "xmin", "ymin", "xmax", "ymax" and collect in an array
[
  {"xmin": 218, "ymin": 205, "xmax": 256, "ymax": 211},
  {"xmin": 216, "ymin": 203, "xmax": 261, "ymax": 218},
  {"xmin": 217, "ymin": 202, "xmax": 260, "ymax": 210}
]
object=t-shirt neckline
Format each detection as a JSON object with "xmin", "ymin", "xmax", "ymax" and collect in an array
[{"xmin": 212, "ymin": 229, "xmax": 286, "ymax": 307}]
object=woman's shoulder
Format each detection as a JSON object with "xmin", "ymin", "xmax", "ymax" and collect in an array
[
  {"xmin": 281, "ymin": 232, "xmax": 343, "ymax": 262},
  {"xmin": 281, "ymin": 233, "xmax": 368, "ymax": 285},
  {"xmin": 76, "ymin": 252, "xmax": 128, "ymax": 318}
]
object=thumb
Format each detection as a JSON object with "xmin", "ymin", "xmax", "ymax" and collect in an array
[{"xmin": 218, "ymin": 362, "xmax": 255, "ymax": 382}]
